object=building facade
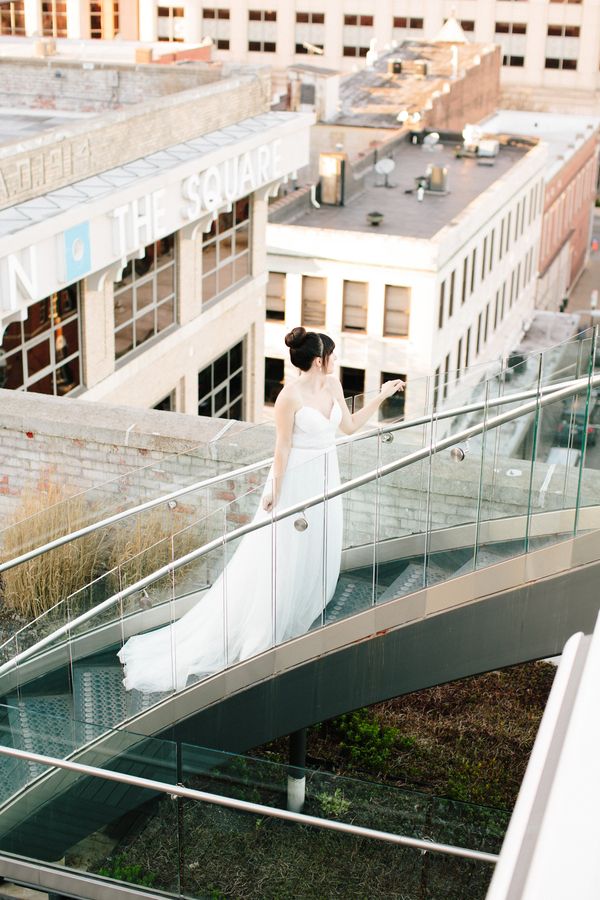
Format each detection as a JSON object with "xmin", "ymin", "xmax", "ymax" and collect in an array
[
  {"xmin": 0, "ymin": 58, "xmax": 312, "ymax": 420},
  {"xmin": 265, "ymin": 133, "xmax": 547, "ymax": 420},
  {"xmin": 483, "ymin": 111, "xmax": 600, "ymax": 313},
  {"xmin": 2, "ymin": 3, "xmax": 600, "ymax": 112}
]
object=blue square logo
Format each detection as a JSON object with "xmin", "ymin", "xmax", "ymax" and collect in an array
[{"xmin": 64, "ymin": 222, "xmax": 91, "ymax": 282}]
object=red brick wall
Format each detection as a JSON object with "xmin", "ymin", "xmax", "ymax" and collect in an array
[{"xmin": 539, "ymin": 132, "xmax": 600, "ymax": 287}]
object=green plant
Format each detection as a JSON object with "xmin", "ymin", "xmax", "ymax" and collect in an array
[
  {"xmin": 98, "ymin": 854, "xmax": 156, "ymax": 887},
  {"xmin": 315, "ymin": 787, "xmax": 351, "ymax": 819},
  {"xmin": 335, "ymin": 708, "xmax": 399, "ymax": 771}
]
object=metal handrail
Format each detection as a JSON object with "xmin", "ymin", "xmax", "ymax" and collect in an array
[
  {"xmin": 0, "ymin": 376, "xmax": 580, "ymax": 576},
  {"xmin": 0, "ymin": 744, "xmax": 499, "ymax": 864},
  {"xmin": 0, "ymin": 371, "xmax": 597, "ymax": 678}
]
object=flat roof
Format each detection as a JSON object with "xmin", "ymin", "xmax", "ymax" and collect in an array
[
  {"xmin": 0, "ymin": 107, "xmax": 97, "ymax": 148},
  {"xmin": 291, "ymin": 140, "xmax": 528, "ymax": 240},
  {"xmin": 481, "ymin": 110, "xmax": 599, "ymax": 180},
  {"xmin": 335, "ymin": 43, "xmax": 496, "ymax": 129}
]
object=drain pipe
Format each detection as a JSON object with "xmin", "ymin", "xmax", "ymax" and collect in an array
[{"xmin": 287, "ymin": 728, "xmax": 307, "ymax": 812}]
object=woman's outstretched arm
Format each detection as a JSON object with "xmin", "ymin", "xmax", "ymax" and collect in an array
[
  {"xmin": 263, "ymin": 390, "xmax": 296, "ymax": 511},
  {"xmin": 330, "ymin": 377, "xmax": 405, "ymax": 435}
]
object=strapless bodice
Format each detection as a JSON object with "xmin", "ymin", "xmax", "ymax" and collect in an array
[{"xmin": 291, "ymin": 402, "xmax": 342, "ymax": 451}]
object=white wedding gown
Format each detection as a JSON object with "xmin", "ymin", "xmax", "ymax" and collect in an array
[{"xmin": 118, "ymin": 402, "xmax": 343, "ymax": 692}]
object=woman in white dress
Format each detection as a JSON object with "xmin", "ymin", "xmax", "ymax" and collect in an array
[{"xmin": 118, "ymin": 328, "xmax": 403, "ymax": 693}]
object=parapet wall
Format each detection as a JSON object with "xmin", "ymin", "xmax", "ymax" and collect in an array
[{"xmin": 2, "ymin": 391, "xmax": 597, "ymax": 561}]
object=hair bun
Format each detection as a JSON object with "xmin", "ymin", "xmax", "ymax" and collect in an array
[{"xmin": 284, "ymin": 326, "xmax": 307, "ymax": 349}]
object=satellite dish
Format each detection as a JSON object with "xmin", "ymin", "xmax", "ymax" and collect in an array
[
  {"xmin": 423, "ymin": 132, "xmax": 440, "ymax": 151},
  {"xmin": 375, "ymin": 158, "xmax": 395, "ymax": 175},
  {"xmin": 374, "ymin": 157, "xmax": 396, "ymax": 188}
]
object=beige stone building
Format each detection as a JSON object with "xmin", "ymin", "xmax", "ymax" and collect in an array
[
  {"xmin": 2, "ymin": 3, "xmax": 600, "ymax": 112},
  {"xmin": 0, "ymin": 56, "xmax": 312, "ymax": 419}
]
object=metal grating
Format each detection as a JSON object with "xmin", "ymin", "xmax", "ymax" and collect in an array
[{"xmin": 73, "ymin": 666, "xmax": 128, "ymax": 743}]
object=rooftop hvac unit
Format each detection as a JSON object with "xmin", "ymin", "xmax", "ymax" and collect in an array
[
  {"xmin": 429, "ymin": 165, "xmax": 448, "ymax": 192},
  {"xmin": 387, "ymin": 58, "xmax": 403, "ymax": 75},
  {"xmin": 318, "ymin": 152, "xmax": 346, "ymax": 205},
  {"xmin": 477, "ymin": 138, "xmax": 500, "ymax": 158},
  {"xmin": 414, "ymin": 59, "xmax": 428, "ymax": 76}
]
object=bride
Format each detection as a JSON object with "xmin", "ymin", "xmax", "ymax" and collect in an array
[{"xmin": 118, "ymin": 328, "xmax": 404, "ymax": 693}]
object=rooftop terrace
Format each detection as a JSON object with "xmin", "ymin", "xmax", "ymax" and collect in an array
[{"xmin": 292, "ymin": 138, "xmax": 528, "ymax": 240}]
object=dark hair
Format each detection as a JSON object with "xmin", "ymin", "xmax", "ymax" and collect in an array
[
  {"xmin": 319, "ymin": 332, "xmax": 335, "ymax": 365},
  {"xmin": 284, "ymin": 326, "xmax": 324, "ymax": 371}
]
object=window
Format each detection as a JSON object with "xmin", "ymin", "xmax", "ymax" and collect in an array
[
  {"xmin": 470, "ymin": 248, "xmax": 477, "ymax": 294},
  {"xmin": 476, "ymin": 313, "xmax": 482, "ymax": 356},
  {"xmin": 202, "ymin": 197, "xmax": 251, "ymax": 306},
  {"xmin": 392, "ymin": 16, "xmax": 424, "ymax": 35},
  {"xmin": 485, "ymin": 303, "xmax": 490, "ymax": 344},
  {"xmin": 494, "ymin": 289, "xmax": 500, "ymax": 330},
  {"xmin": 461, "ymin": 20, "xmax": 475, "ymax": 32},
  {"xmin": 343, "ymin": 13, "xmax": 374, "ymax": 57},
  {"xmin": 461, "ymin": 256, "xmax": 468, "ymax": 304},
  {"xmin": 295, "ymin": 10, "xmax": 325, "ymax": 54},
  {"xmin": 265, "ymin": 357, "xmax": 284, "ymax": 406},
  {"xmin": 510, "ymin": 270, "xmax": 515, "ymax": 307},
  {"xmin": 505, "ymin": 212, "xmax": 511, "ymax": 253},
  {"xmin": 157, "ymin": 6, "xmax": 185, "ymax": 41},
  {"xmin": 380, "ymin": 371, "xmax": 406, "ymax": 421},
  {"xmin": 266, "ymin": 272, "xmax": 286, "ymax": 321},
  {"xmin": 489, "ymin": 230, "xmax": 495, "ymax": 273},
  {"xmin": 465, "ymin": 327, "xmax": 471, "ymax": 368},
  {"xmin": 301, "ymin": 276, "xmax": 326, "ymax": 327},
  {"xmin": 90, "ymin": 1, "xmax": 103, "ymax": 38},
  {"xmin": 495, "ymin": 21, "xmax": 527, "ymax": 66},
  {"xmin": 501, "ymin": 283, "xmax": 506, "ymax": 320},
  {"xmin": 443, "ymin": 353, "xmax": 450, "ymax": 400},
  {"xmin": 1, "ymin": 285, "xmax": 82, "ymax": 396},
  {"xmin": 198, "ymin": 340, "xmax": 244, "ymax": 420},
  {"xmin": 545, "ymin": 24, "xmax": 579, "ymax": 69},
  {"xmin": 342, "ymin": 280, "xmax": 368, "ymax": 332},
  {"xmin": 384, "ymin": 285, "xmax": 410, "ymax": 337},
  {"xmin": 341, "ymin": 366, "xmax": 365, "ymax": 407},
  {"xmin": 438, "ymin": 280, "xmax": 445, "ymax": 329},
  {"xmin": 202, "ymin": 8, "xmax": 231, "ymax": 50},
  {"xmin": 448, "ymin": 271, "xmax": 455, "ymax": 318},
  {"xmin": 433, "ymin": 365, "xmax": 441, "ymax": 411},
  {"xmin": 499, "ymin": 219, "xmax": 505, "ymax": 260},
  {"xmin": 42, "ymin": 0, "xmax": 67, "ymax": 37},
  {"xmin": 113, "ymin": 235, "xmax": 176, "ymax": 361},
  {"xmin": 481, "ymin": 237, "xmax": 487, "ymax": 281},
  {"xmin": 0, "ymin": 0, "xmax": 25, "ymax": 35},
  {"xmin": 248, "ymin": 8, "xmax": 277, "ymax": 52},
  {"xmin": 154, "ymin": 392, "xmax": 175, "ymax": 411},
  {"xmin": 457, "ymin": 337, "xmax": 463, "ymax": 380}
]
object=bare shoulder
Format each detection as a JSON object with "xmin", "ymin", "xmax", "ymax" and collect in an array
[
  {"xmin": 274, "ymin": 383, "xmax": 302, "ymax": 412},
  {"xmin": 326, "ymin": 375, "xmax": 345, "ymax": 399}
]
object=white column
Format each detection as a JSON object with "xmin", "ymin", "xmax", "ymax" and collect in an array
[
  {"xmin": 81, "ymin": 279, "xmax": 115, "ymax": 388},
  {"xmin": 138, "ymin": 0, "xmax": 157, "ymax": 42},
  {"xmin": 183, "ymin": 0, "xmax": 202, "ymax": 42},
  {"xmin": 24, "ymin": 0, "xmax": 42, "ymax": 35},
  {"xmin": 66, "ymin": 0, "xmax": 86, "ymax": 39}
]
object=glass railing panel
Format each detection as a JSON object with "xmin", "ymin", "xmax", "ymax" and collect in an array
[
  {"xmin": 332, "ymin": 429, "xmax": 380, "ymax": 622},
  {"xmin": 174, "ymin": 743, "xmax": 503, "ymax": 900},
  {"xmin": 0, "ymin": 720, "xmax": 179, "ymax": 893}
]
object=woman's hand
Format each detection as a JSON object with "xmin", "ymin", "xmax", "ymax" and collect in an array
[
  {"xmin": 262, "ymin": 491, "xmax": 277, "ymax": 512},
  {"xmin": 379, "ymin": 379, "xmax": 405, "ymax": 400}
]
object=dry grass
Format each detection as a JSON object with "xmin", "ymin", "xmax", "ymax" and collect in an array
[
  {"xmin": 1, "ymin": 484, "xmax": 107, "ymax": 621},
  {"xmin": 1, "ymin": 482, "xmax": 205, "ymax": 625}
]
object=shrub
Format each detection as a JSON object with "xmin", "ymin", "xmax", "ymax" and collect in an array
[
  {"xmin": 335, "ymin": 708, "xmax": 399, "ymax": 772},
  {"xmin": 316, "ymin": 787, "xmax": 351, "ymax": 819},
  {"xmin": 98, "ymin": 854, "xmax": 156, "ymax": 887}
]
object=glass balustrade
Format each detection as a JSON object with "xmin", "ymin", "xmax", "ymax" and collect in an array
[
  {"xmin": 0, "ymin": 331, "xmax": 599, "ymax": 812},
  {"xmin": 0, "ymin": 722, "xmax": 506, "ymax": 899}
]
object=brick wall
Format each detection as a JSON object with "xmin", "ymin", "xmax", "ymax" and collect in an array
[{"xmin": 1, "ymin": 390, "xmax": 594, "ymax": 564}]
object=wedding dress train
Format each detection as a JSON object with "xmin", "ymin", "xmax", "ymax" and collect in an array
[{"xmin": 118, "ymin": 402, "xmax": 343, "ymax": 692}]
